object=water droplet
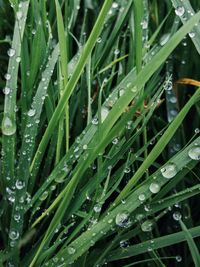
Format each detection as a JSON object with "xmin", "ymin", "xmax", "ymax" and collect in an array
[
  {"xmin": 176, "ymin": 255, "xmax": 182, "ymax": 262},
  {"xmin": 175, "ymin": 6, "xmax": 185, "ymax": 17},
  {"xmin": 138, "ymin": 194, "xmax": 146, "ymax": 201},
  {"xmin": 161, "ymin": 163, "xmax": 178, "ymax": 179},
  {"xmin": 173, "ymin": 211, "xmax": 182, "ymax": 221},
  {"xmin": 16, "ymin": 56, "xmax": 21, "ymax": 63},
  {"xmin": 3, "ymin": 87, "xmax": 11, "ymax": 95},
  {"xmin": 7, "ymin": 48, "xmax": 15, "ymax": 57},
  {"xmin": 124, "ymin": 167, "xmax": 131, "ymax": 173},
  {"xmin": 149, "ymin": 183, "xmax": 160, "ymax": 194},
  {"xmin": 14, "ymin": 213, "xmax": 21, "ymax": 222},
  {"xmin": 141, "ymin": 20, "xmax": 148, "ymax": 29},
  {"xmin": 189, "ymin": 32, "xmax": 195, "ymax": 38},
  {"xmin": 39, "ymin": 191, "xmax": 48, "ymax": 201},
  {"xmin": 188, "ymin": 146, "xmax": 200, "ymax": 160},
  {"xmin": 194, "ymin": 128, "xmax": 200, "ymax": 134},
  {"xmin": 27, "ymin": 109, "xmax": 36, "ymax": 117},
  {"xmin": 114, "ymin": 48, "xmax": 120, "ymax": 55},
  {"xmin": 141, "ymin": 220, "xmax": 153, "ymax": 232},
  {"xmin": 15, "ymin": 180, "xmax": 25, "ymax": 190},
  {"xmin": 32, "ymin": 29, "xmax": 36, "ymax": 35},
  {"xmin": 9, "ymin": 230, "xmax": 19, "ymax": 240},
  {"xmin": 1, "ymin": 116, "xmax": 16, "ymax": 136},
  {"xmin": 120, "ymin": 239, "xmax": 129, "ymax": 248},
  {"xmin": 112, "ymin": 137, "xmax": 119, "ymax": 145},
  {"xmin": 93, "ymin": 204, "xmax": 101, "ymax": 213},
  {"xmin": 92, "ymin": 117, "xmax": 98, "ymax": 125},
  {"xmin": 68, "ymin": 246, "xmax": 76, "ymax": 254},
  {"xmin": 159, "ymin": 33, "xmax": 170, "ymax": 46},
  {"xmin": 169, "ymin": 96, "xmax": 177, "ymax": 103},
  {"xmin": 97, "ymin": 37, "xmax": 102, "ymax": 43},
  {"xmin": 5, "ymin": 73, "xmax": 11, "ymax": 80},
  {"xmin": 112, "ymin": 2, "xmax": 119, "ymax": 9},
  {"xmin": 115, "ymin": 211, "xmax": 131, "ymax": 228}
]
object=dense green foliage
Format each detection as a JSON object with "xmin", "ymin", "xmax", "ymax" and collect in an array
[{"xmin": 0, "ymin": 0, "xmax": 200, "ymax": 266}]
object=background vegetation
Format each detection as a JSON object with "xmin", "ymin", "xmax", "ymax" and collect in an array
[{"xmin": 0, "ymin": 0, "xmax": 200, "ymax": 266}]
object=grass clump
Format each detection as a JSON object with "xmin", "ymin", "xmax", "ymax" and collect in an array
[{"xmin": 0, "ymin": 0, "xmax": 200, "ymax": 266}]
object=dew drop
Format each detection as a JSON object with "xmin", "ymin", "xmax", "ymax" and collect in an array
[
  {"xmin": 5, "ymin": 73, "xmax": 11, "ymax": 80},
  {"xmin": 112, "ymin": 137, "xmax": 119, "ymax": 145},
  {"xmin": 115, "ymin": 211, "xmax": 131, "ymax": 228},
  {"xmin": 7, "ymin": 48, "xmax": 16, "ymax": 57},
  {"xmin": 159, "ymin": 33, "xmax": 170, "ymax": 46},
  {"xmin": 1, "ymin": 116, "xmax": 16, "ymax": 136},
  {"xmin": 14, "ymin": 213, "xmax": 21, "ymax": 222},
  {"xmin": 92, "ymin": 117, "xmax": 98, "ymax": 125},
  {"xmin": 97, "ymin": 37, "xmax": 102, "ymax": 43},
  {"xmin": 141, "ymin": 20, "xmax": 148, "ymax": 29},
  {"xmin": 68, "ymin": 246, "xmax": 76, "ymax": 254},
  {"xmin": 141, "ymin": 220, "xmax": 153, "ymax": 232},
  {"xmin": 9, "ymin": 230, "xmax": 19, "ymax": 240},
  {"xmin": 161, "ymin": 163, "xmax": 178, "ymax": 179},
  {"xmin": 15, "ymin": 180, "xmax": 25, "ymax": 190},
  {"xmin": 176, "ymin": 255, "xmax": 182, "ymax": 262},
  {"xmin": 173, "ymin": 211, "xmax": 182, "ymax": 221},
  {"xmin": 27, "ymin": 109, "xmax": 36, "ymax": 117},
  {"xmin": 16, "ymin": 56, "xmax": 21, "ymax": 63},
  {"xmin": 112, "ymin": 2, "xmax": 119, "ymax": 9},
  {"xmin": 39, "ymin": 191, "xmax": 48, "ymax": 201},
  {"xmin": 114, "ymin": 48, "xmax": 120, "ymax": 55},
  {"xmin": 175, "ymin": 6, "xmax": 185, "ymax": 17},
  {"xmin": 189, "ymin": 32, "xmax": 195, "ymax": 38},
  {"xmin": 188, "ymin": 146, "xmax": 200, "ymax": 160},
  {"xmin": 120, "ymin": 239, "xmax": 129, "ymax": 248},
  {"xmin": 93, "ymin": 204, "xmax": 101, "ymax": 213},
  {"xmin": 138, "ymin": 194, "xmax": 146, "ymax": 201},
  {"xmin": 3, "ymin": 87, "xmax": 11, "ymax": 95},
  {"xmin": 124, "ymin": 167, "xmax": 131, "ymax": 174},
  {"xmin": 149, "ymin": 182, "xmax": 160, "ymax": 194}
]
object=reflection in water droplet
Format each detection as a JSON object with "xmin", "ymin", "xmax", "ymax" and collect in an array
[{"xmin": 115, "ymin": 211, "xmax": 131, "ymax": 228}]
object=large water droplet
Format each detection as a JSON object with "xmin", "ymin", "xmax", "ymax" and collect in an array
[
  {"xmin": 115, "ymin": 211, "xmax": 131, "ymax": 228},
  {"xmin": 161, "ymin": 163, "xmax": 178, "ymax": 179},
  {"xmin": 149, "ymin": 182, "xmax": 160, "ymax": 194},
  {"xmin": 175, "ymin": 6, "xmax": 185, "ymax": 17},
  {"xmin": 1, "ymin": 116, "xmax": 16, "ymax": 136},
  {"xmin": 188, "ymin": 146, "xmax": 200, "ymax": 160}
]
